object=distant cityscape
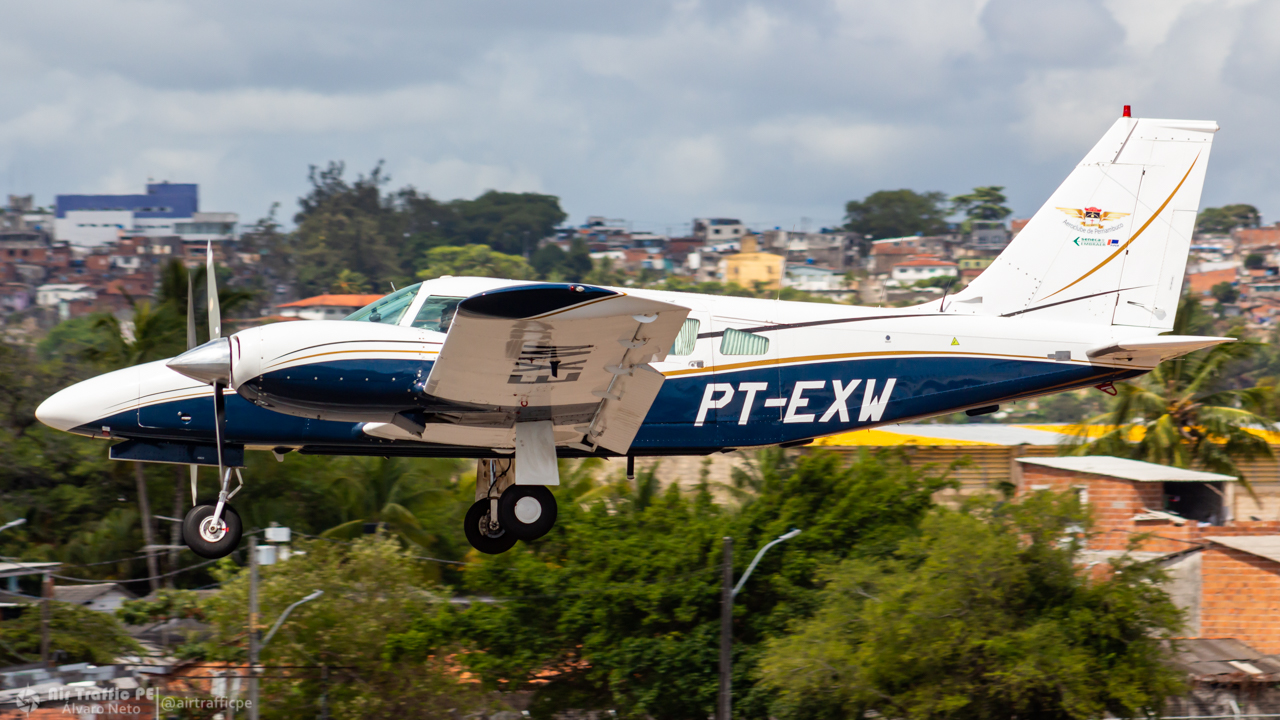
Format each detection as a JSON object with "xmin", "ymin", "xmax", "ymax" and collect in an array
[{"xmin": 2, "ymin": 182, "xmax": 1275, "ymax": 335}]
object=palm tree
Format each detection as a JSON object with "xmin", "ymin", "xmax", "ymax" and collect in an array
[
  {"xmin": 1065, "ymin": 295, "xmax": 1275, "ymax": 489},
  {"xmin": 321, "ymin": 458, "xmax": 456, "ymax": 552}
]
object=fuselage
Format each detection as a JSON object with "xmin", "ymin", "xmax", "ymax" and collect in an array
[{"xmin": 36, "ymin": 276, "xmax": 1152, "ymax": 460}]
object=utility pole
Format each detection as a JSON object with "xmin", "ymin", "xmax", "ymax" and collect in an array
[
  {"xmin": 718, "ymin": 537, "xmax": 732, "ymax": 720},
  {"xmin": 40, "ymin": 572, "xmax": 52, "ymax": 666},
  {"xmin": 248, "ymin": 535, "xmax": 260, "ymax": 720},
  {"xmin": 135, "ymin": 463, "xmax": 159, "ymax": 593},
  {"xmin": 319, "ymin": 664, "xmax": 329, "ymax": 720}
]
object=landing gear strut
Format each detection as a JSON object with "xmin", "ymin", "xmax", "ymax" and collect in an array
[{"xmin": 464, "ymin": 453, "xmax": 559, "ymax": 554}]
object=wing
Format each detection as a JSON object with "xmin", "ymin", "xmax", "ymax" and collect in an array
[
  {"xmin": 420, "ymin": 283, "xmax": 689, "ymax": 454},
  {"xmin": 1100, "ymin": 211, "xmax": 1131, "ymax": 221},
  {"xmin": 1055, "ymin": 206, "xmax": 1085, "ymax": 219}
]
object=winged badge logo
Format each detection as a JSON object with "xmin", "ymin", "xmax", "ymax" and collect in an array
[{"xmin": 1056, "ymin": 206, "xmax": 1131, "ymax": 232}]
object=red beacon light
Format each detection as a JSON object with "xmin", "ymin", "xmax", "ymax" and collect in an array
[{"xmin": 1123, "ymin": 105, "xmax": 1131, "ymax": 118}]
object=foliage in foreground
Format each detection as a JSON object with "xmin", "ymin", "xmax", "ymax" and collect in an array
[
  {"xmin": 0, "ymin": 600, "xmax": 141, "ymax": 665},
  {"xmin": 200, "ymin": 536, "xmax": 485, "ymax": 720},
  {"xmin": 386, "ymin": 450, "xmax": 958, "ymax": 719},
  {"xmin": 1065, "ymin": 295, "xmax": 1274, "ymax": 486},
  {"xmin": 757, "ymin": 492, "xmax": 1185, "ymax": 720}
]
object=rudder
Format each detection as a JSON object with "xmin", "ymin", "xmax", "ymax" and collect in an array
[{"xmin": 950, "ymin": 114, "xmax": 1218, "ymax": 330}]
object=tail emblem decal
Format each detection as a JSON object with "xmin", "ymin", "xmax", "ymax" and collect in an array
[
  {"xmin": 1043, "ymin": 152, "xmax": 1200, "ymax": 300},
  {"xmin": 1057, "ymin": 206, "xmax": 1130, "ymax": 233}
]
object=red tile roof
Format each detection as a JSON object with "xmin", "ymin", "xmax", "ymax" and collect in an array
[
  {"xmin": 892, "ymin": 255, "xmax": 957, "ymax": 268},
  {"xmin": 277, "ymin": 294, "xmax": 384, "ymax": 309}
]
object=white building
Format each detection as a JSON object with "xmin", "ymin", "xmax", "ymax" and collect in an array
[
  {"xmin": 36, "ymin": 283, "xmax": 95, "ymax": 307},
  {"xmin": 784, "ymin": 263, "xmax": 844, "ymax": 292},
  {"xmin": 890, "ymin": 255, "xmax": 959, "ymax": 284},
  {"xmin": 693, "ymin": 218, "xmax": 747, "ymax": 243}
]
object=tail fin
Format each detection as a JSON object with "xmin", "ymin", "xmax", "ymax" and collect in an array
[{"xmin": 950, "ymin": 115, "xmax": 1218, "ymax": 330}]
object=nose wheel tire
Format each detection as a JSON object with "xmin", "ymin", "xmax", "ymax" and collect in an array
[
  {"xmin": 465, "ymin": 499, "xmax": 518, "ymax": 554},
  {"xmin": 182, "ymin": 503, "xmax": 243, "ymax": 559},
  {"xmin": 498, "ymin": 485, "xmax": 558, "ymax": 541}
]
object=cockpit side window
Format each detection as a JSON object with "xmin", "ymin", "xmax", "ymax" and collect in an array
[
  {"xmin": 344, "ymin": 283, "xmax": 422, "ymax": 324},
  {"xmin": 411, "ymin": 296, "xmax": 465, "ymax": 332}
]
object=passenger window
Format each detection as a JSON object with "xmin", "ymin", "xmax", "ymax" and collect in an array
[
  {"xmin": 720, "ymin": 328, "xmax": 769, "ymax": 355},
  {"xmin": 669, "ymin": 319, "xmax": 700, "ymax": 356},
  {"xmin": 345, "ymin": 283, "xmax": 421, "ymax": 325},
  {"xmin": 411, "ymin": 296, "xmax": 465, "ymax": 332}
]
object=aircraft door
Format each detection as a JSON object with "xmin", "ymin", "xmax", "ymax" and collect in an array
[
  {"xmin": 709, "ymin": 316, "xmax": 784, "ymax": 446},
  {"xmin": 645, "ymin": 310, "xmax": 716, "ymax": 445}
]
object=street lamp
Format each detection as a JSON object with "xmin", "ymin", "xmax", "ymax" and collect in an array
[
  {"xmin": 718, "ymin": 529, "xmax": 801, "ymax": 720},
  {"xmin": 0, "ymin": 518, "xmax": 27, "ymax": 532},
  {"xmin": 249, "ymin": 589, "xmax": 322, "ymax": 720},
  {"xmin": 262, "ymin": 590, "xmax": 323, "ymax": 648}
]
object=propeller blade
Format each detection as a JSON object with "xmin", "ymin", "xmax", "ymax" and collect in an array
[
  {"xmin": 206, "ymin": 241, "xmax": 221, "ymax": 340},
  {"xmin": 186, "ymin": 271, "xmax": 197, "ymax": 351},
  {"xmin": 190, "ymin": 464, "xmax": 199, "ymax": 506}
]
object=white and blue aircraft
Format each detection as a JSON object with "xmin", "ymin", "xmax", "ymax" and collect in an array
[{"xmin": 36, "ymin": 113, "xmax": 1230, "ymax": 557}]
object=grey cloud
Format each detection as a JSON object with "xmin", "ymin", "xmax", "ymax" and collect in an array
[{"xmin": 0, "ymin": 0, "xmax": 1277, "ymax": 231}]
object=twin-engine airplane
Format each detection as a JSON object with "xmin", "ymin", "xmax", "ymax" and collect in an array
[{"xmin": 37, "ymin": 112, "xmax": 1229, "ymax": 557}]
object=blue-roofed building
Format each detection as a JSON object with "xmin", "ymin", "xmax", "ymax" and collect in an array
[{"xmin": 54, "ymin": 182, "xmax": 236, "ymax": 247}]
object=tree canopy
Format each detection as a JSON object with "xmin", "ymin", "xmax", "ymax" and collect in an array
[
  {"xmin": 951, "ymin": 186, "xmax": 1013, "ymax": 222},
  {"xmin": 1196, "ymin": 204, "xmax": 1262, "ymax": 234},
  {"xmin": 757, "ymin": 493, "xmax": 1184, "ymax": 720},
  {"xmin": 843, "ymin": 190, "xmax": 950, "ymax": 240}
]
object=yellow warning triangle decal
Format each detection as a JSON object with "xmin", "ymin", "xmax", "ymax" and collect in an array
[{"xmin": 951, "ymin": 337, "xmax": 960, "ymax": 346}]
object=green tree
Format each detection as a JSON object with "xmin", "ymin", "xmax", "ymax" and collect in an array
[
  {"xmin": 320, "ymin": 457, "xmax": 463, "ymax": 565},
  {"xmin": 1065, "ymin": 295, "xmax": 1273, "ymax": 485},
  {"xmin": 1197, "ymin": 204, "xmax": 1261, "ymax": 234},
  {"xmin": 200, "ymin": 536, "xmax": 485, "ymax": 719},
  {"xmin": 844, "ymin": 190, "xmax": 950, "ymax": 240},
  {"xmin": 952, "ymin": 185, "xmax": 1013, "ymax": 222},
  {"xmin": 531, "ymin": 242, "xmax": 568, "ymax": 279},
  {"xmin": 1245, "ymin": 253, "xmax": 1265, "ymax": 270},
  {"xmin": 386, "ymin": 450, "xmax": 957, "ymax": 719},
  {"xmin": 0, "ymin": 601, "xmax": 141, "ymax": 665},
  {"xmin": 1210, "ymin": 281, "xmax": 1239, "ymax": 304},
  {"xmin": 293, "ymin": 162, "xmax": 403, "ymax": 296},
  {"xmin": 450, "ymin": 191, "xmax": 567, "ymax": 256},
  {"xmin": 417, "ymin": 244, "xmax": 534, "ymax": 280},
  {"xmin": 757, "ymin": 492, "xmax": 1184, "ymax": 719}
]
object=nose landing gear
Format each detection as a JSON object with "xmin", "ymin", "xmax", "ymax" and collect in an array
[{"xmin": 182, "ymin": 502, "xmax": 243, "ymax": 559}]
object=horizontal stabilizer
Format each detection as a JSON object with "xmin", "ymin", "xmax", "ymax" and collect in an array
[{"xmin": 1086, "ymin": 335, "xmax": 1234, "ymax": 362}]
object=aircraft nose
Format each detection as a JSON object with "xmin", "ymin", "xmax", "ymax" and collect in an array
[{"xmin": 35, "ymin": 366, "xmax": 140, "ymax": 433}]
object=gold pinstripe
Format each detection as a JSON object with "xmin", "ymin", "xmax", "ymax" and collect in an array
[{"xmin": 661, "ymin": 349, "xmax": 1152, "ymax": 378}]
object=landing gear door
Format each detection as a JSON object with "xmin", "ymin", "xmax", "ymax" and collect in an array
[{"xmin": 710, "ymin": 316, "xmax": 783, "ymax": 446}]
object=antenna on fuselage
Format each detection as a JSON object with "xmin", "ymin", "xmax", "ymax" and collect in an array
[{"xmin": 939, "ymin": 277, "xmax": 957, "ymax": 313}]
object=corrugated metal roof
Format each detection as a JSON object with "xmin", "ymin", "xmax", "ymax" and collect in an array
[
  {"xmin": 53, "ymin": 583, "xmax": 136, "ymax": 605},
  {"xmin": 1205, "ymin": 536, "xmax": 1280, "ymax": 564},
  {"xmin": 1017, "ymin": 456, "xmax": 1237, "ymax": 483},
  {"xmin": 1171, "ymin": 638, "xmax": 1280, "ymax": 679}
]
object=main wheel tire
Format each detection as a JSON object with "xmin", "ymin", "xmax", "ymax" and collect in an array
[
  {"xmin": 464, "ymin": 499, "xmax": 518, "ymax": 555},
  {"xmin": 498, "ymin": 485, "xmax": 558, "ymax": 541},
  {"xmin": 182, "ymin": 504, "xmax": 243, "ymax": 559}
]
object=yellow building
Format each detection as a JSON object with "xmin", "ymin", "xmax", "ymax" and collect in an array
[{"xmin": 723, "ymin": 251, "xmax": 785, "ymax": 290}]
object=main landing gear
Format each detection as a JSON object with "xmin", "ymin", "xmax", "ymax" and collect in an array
[{"xmin": 465, "ymin": 456, "xmax": 559, "ymax": 555}]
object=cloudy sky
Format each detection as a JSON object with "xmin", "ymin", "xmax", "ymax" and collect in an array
[{"xmin": 1, "ymin": 0, "xmax": 1277, "ymax": 234}]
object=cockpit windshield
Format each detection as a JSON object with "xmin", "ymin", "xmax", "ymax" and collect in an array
[
  {"xmin": 410, "ymin": 296, "xmax": 465, "ymax": 332},
  {"xmin": 344, "ymin": 283, "xmax": 422, "ymax": 324}
]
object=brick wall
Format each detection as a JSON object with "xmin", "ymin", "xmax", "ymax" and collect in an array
[
  {"xmin": 1200, "ymin": 544, "xmax": 1280, "ymax": 654},
  {"xmin": 1019, "ymin": 465, "xmax": 1164, "ymax": 551}
]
